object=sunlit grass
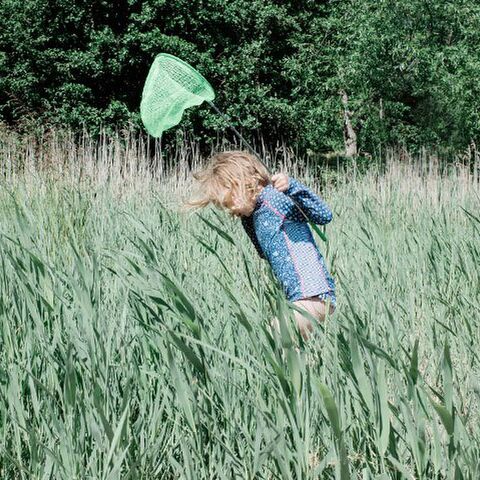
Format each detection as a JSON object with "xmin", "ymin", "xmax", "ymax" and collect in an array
[{"xmin": 0, "ymin": 129, "xmax": 479, "ymax": 479}]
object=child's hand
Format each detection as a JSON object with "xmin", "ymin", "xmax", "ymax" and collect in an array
[{"xmin": 271, "ymin": 173, "xmax": 289, "ymax": 192}]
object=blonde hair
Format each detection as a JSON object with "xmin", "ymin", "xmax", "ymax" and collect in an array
[{"xmin": 184, "ymin": 150, "xmax": 270, "ymax": 215}]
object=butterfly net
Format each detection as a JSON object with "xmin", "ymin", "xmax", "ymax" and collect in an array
[{"xmin": 140, "ymin": 53, "xmax": 215, "ymax": 137}]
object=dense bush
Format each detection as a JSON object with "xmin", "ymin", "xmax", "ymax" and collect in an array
[{"xmin": 1, "ymin": 0, "xmax": 479, "ymax": 153}]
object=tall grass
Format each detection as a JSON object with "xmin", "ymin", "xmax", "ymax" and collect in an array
[{"xmin": 0, "ymin": 127, "xmax": 479, "ymax": 479}]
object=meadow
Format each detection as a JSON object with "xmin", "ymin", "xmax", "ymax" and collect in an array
[{"xmin": 0, "ymin": 129, "xmax": 479, "ymax": 479}]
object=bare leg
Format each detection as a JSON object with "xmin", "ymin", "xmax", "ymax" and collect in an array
[
  {"xmin": 292, "ymin": 297, "xmax": 334, "ymax": 340},
  {"xmin": 270, "ymin": 296, "xmax": 334, "ymax": 341}
]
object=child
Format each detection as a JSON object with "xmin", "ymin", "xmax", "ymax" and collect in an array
[{"xmin": 186, "ymin": 150, "xmax": 336, "ymax": 340}]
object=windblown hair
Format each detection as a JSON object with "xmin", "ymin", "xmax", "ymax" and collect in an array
[{"xmin": 184, "ymin": 150, "xmax": 270, "ymax": 215}]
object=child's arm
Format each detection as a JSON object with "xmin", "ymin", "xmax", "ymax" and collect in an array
[
  {"xmin": 283, "ymin": 177, "xmax": 333, "ymax": 225},
  {"xmin": 241, "ymin": 215, "xmax": 266, "ymax": 259}
]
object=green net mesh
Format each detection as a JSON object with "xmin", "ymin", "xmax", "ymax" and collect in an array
[{"xmin": 140, "ymin": 53, "xmax": 215, "ymax": 137}]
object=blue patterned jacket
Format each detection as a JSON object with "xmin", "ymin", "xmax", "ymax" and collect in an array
[{"xmin": 241, "ymin": 177, "xmax": 336, "ymax": 306}]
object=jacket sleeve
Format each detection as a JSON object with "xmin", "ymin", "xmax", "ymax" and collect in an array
[
  {"xmin": 241, "ymin": 215, "xmax": 266, "ymax": 259},
  {"xmin": 282, "ymin": 177, "xmax": 333, "ymax": 225}
]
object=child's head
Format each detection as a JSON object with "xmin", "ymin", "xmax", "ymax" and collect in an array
[{"xmin": 185, "ymin": 150, "xmax": 270, "ymax": 217}]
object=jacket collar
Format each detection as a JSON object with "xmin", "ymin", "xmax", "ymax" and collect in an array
[{"xmin": 254, "ymin": 183, "xmax": 272, "ymax": 210}]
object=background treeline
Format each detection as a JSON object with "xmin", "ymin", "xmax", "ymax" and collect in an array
[{"xmin": 1, "ymin": 0, "xmax": 479, "ymax": 155}]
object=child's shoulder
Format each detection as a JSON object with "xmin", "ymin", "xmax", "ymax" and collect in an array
[{"xmin": 256, "ymin": 184, "xmax": 293, "ymax": 215}]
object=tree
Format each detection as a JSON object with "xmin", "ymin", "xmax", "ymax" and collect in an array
[{"xmin": 1, "ymin": 0, "xmax": 479, "ymax": 154}]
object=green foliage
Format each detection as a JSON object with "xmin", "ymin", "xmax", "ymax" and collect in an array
[
  {"xmin": 1, "ymin": 0, "xmax": 479, "ymax": 152},
  {"xmin": 0, "ymin": 145, "xmax": 479, "ymax": 477}
]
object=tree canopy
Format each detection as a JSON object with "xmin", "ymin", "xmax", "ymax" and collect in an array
[{"xmin": 1, "ymin": 0, "xmax": 479, "ymax": 154}]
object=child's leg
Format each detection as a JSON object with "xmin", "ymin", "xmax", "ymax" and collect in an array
[
  {"xmin": 292, "ymin": 297, "xmax": 334, "ymax": 340},
  {"xmin": 270, "ymin": 296, "xmax": 334, "ymax": 340}
]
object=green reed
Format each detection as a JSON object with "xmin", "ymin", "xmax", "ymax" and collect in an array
[{"xmin": 0, "ymin": 135, "xmax": 479, "ymax": 479}]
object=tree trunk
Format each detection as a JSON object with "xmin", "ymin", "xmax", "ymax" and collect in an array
[{"xmin": 340, "ymin": 90, "xmax": 357, "ymax": 157}]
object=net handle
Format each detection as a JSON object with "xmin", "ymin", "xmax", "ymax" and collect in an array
[{"xmin": 207, "ymin": 101, "xmax": 271, "ymax": 174}]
